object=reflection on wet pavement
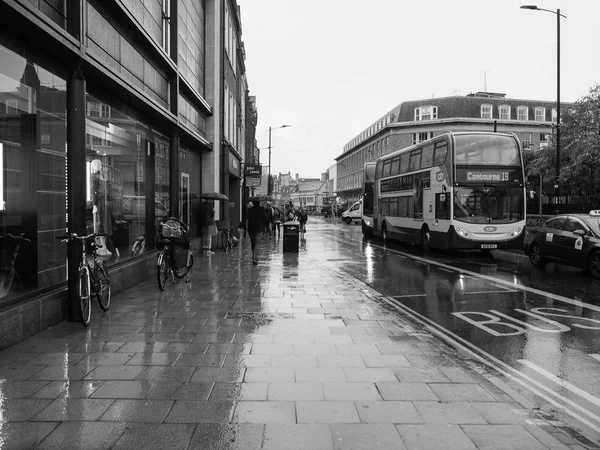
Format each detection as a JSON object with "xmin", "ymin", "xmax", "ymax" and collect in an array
[{"xmin": 0, "ymin": 219, "xmax": 597, "ymax": 448}]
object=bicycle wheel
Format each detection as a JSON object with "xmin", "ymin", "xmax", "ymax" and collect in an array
[
  {"xmin": 0, "ymin": 267, "xmax": 15, "ymax": 298},
  {"xmin": 221, "ymin": 231, "xmax": 229, "ymax": 253},
  {"xmin": 77, "ymin": 268, "xmax": 91, "ymax": 327},
  {"xmin": 95, "ymin": 260, "xmax": 111, "ymax": 311},
  {"xmin": 157, "ymin": 250, "xmax": 168, "ymax": 290}
]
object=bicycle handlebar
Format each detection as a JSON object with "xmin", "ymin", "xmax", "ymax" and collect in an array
[
  {"xmin": 2, "ymin": 232, "xmax": 31, "ymax": 242},
  {"xmin": 56, "ymin": 232, "xmax": 107, "ymax": 242}
]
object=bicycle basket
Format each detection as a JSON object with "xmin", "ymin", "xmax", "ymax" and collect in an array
[
  {"xmin": 215, "ymin": 219, "xmax": 230, "ymax": 231},
  {"xmin": 160, "ymin": 218, "xmax": 187, "ymax": 239}
]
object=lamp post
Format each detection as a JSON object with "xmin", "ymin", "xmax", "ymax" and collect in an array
[
  {"xmin": 520, "ymin": 5, "xmax": 566, "ymax": 202},
  {"xmin": 267, "ymin": 125, "xmax": 291, "ymax": 195}
]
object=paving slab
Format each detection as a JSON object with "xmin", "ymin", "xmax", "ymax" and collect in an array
[{"xmin": 0, "ymin": 232, "xmax": 596, "ymax": 449}]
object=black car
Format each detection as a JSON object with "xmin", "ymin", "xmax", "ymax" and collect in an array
[{"xmin": 522, "ymin": 211, "xmax": 600, "ymax": 278}]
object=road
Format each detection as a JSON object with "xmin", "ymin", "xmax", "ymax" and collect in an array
[{"xmin": 306, "ymin": 216, "xmax": 600, "ymax": 437}]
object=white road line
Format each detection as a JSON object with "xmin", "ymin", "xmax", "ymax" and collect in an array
[
  {"xmin": 589, "ymin": 354, "xmax": 600, "ymax": 363},
  {"xmin": 462, "ymin": 290, "xmax": 518, "ymax": 295},
  {"xmin": 348, "ymin": 237, "xmax": 600, "ymax": 314},
  {"xmin": 382, "ymin": 295, "xmax": 600, "ymax": 432},
  {"xmin": 518, "ymin": 359, "xmax": 600, "ymax": 410},
  {"xmin": 389, "ymin": 294, "xmax": 427, "ymax": 298}
]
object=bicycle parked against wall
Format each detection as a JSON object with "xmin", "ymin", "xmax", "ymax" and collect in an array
[
  {"xmin": 57, "ymin": 233, "xmax": 111, "ymax": 327},
  {"xmin": 156, "ymin": 217, "xmax": 193, "ymax": 290},
  {"xmin": 0, "ymin": 233, "xmax": 31, "ymax": 299},
  {"xmin": 216, "ymin": 219, "xmax": 237, "ymax": 252}
]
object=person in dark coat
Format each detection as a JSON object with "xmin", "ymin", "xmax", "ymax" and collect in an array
[
  {"xmin": 199, "ymin": 199, "xmax": 215, "ymax": 254},
  {"xmin": 245, "ymin": 200, "xmax": 268, "ymax": 265}
]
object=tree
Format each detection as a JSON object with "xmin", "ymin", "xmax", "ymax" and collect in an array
[
  {"xmin": 558, "ymin": 84, "xmax": 600, "ymax": 188},
  {"xmin": 526, "ymin": 84, "xmax": 600, "ymax": 192}
]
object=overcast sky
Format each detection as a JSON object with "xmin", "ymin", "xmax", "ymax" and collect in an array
[{"xmin": 236, "ymin": 0, "xmax": 599, "ymax": 179}]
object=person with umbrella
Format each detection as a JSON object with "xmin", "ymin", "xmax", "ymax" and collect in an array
[
  {"xmin": 245, "ymin": 199, "xmax": 269, "ymax": 265},
  {"xmin": 198, "ymin": 192, "xmax": 229, "ymax": 254}
]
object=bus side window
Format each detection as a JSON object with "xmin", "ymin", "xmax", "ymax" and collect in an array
[
  {"xmin": 421, "ymin": 145, "xmax": 433, "ymax": 168},
  {"xmin": 435, "ymin": 193, "xmax": 450, "ymax": 220},
  {"xmin": 433, "ymin": 142, "xmax": 448, "ymax": 165},
  {"xmin": 400, "ymin": 153, "xmax": 410, "ymax": 174},
  {"xmin": 383, "ymin": 160, "xmax": 391, "ymax": 177}
]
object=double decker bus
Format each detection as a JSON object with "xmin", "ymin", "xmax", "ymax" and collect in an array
[{"xmin": 362, "ymin": 131, "xmax": 526, "ymax": 251}]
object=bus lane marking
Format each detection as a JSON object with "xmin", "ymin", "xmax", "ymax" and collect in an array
[
  {"xmin": 518, "ymin": 359, "xmax": 600, "ymax": 410},
  {"xmin": 325, "ymin": 251, "xmax": 600, "ymax": 433},
  {"xmin": 590, "ymin": 354, "xmax": 600, "ymax": 363}
]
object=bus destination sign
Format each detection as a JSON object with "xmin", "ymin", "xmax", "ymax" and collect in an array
[{"xmin": 456, "ymin": 168, "xmax": 522, "ymax": 183}]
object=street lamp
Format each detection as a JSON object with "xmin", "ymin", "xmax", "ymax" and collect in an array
[
  {"xmin": 267, "ymin": 125, "xmax": 291, "ymax": 195},
  {"xmin": 520, "ymin": 5, "xmax": 566, "ymax": 200}
]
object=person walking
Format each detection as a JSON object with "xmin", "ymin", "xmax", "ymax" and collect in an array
[
  {"xmin": 245, "ymin": 200, "xmax": 268, "ymax": 265},
  {"xmin": 199, "ymin": 199, "xmax": 215, "ymax": 255},
  {"xmin": 298, "ymin": 209, "xmax": 308, "ymax": 234},
  {"xmin": 264, "ymin": 203, "xmax": 273, "ymax": 238},
  {"xmin": 271, "ymin": 206, "xmax": 282, "ymax": 237}
]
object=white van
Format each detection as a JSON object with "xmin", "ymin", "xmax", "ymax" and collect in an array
[{"xmin": 341, "ymin": 201, "xmax": 362, "ymax": 224}]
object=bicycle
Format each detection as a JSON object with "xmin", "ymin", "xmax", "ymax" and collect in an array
[
  {"xmin": 156, "ymin": 217, "xmax": 193, "ymax": 290},
  {"xmin": 0, "ymin": 233, "xmax": 31, "ymax": 299},
  {"xmin": 57, "ymin": 233, "xmax": 111, "ymax": 327},
  {"xmin": 217, "ymin": 220, "xmax": 234, "ymax": 252}
]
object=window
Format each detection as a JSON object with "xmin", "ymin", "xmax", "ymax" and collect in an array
[
  {"xmin": 383, "ymin": 160, "xmax": 391, "ymax": 177},
  {"xmin": 551, "ymin": 108, "xmax": 557, "ymax": 122},
  {"xmin": 412, "ymin": 132, "xmax": 433, "ymax": 145},
  {"xmin": 5, "ymin": 98, "xmax": 18, "ymax": 114},
  {"xmin": 433, "ymin": 142, "xmax": 448, "ymax": 166},
  {"xmin": 409, "ymin": 150, "xmax": 421, "ymax": 171},
  {"xmin": 517, "ymin": 106, "xmax": 528, "ymax": 121},
  {"xmin": 520, "ymin": 132, "xmax": 533, "ymax": 150},
  {"xmin": 162, "ymin": 0, "xmax": 171, "ymax": 54},
  {"xmin": 499, "ymin": 105, "xmax": 510, "ymax": 120},
  {"xmin": 535, "ymin": 107, "xmax": 545, "ymax": 122},
  {"xmin": 480, "ymin": 104, "xmax": 492, "ymax": 119},
  {"xmin": 414, "ymin": 105, "xmax": 438, "ymax": 121},
  {"xmin": 390, "ymin": 157, "xmax": 400, "ymax": 175},
  {"xmin": 400, "ymin": 153, "xmax": 409, "ymax": 173},
  {"xmin": 421, "ymin": 145, "xmax": 434, "ymax": 168}
]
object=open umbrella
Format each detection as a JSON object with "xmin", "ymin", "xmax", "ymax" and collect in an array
[
  {"xmin": 248, "ymin": 195, "xmax": 274, "ymax": 203},
  {"xmin": 200, "ymin": 192, "xmax": 229, "ymax": 201}
]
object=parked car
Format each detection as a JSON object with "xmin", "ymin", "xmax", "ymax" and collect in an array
[
  {"xmin": 522, "ymin": 210, "xmax": 600, "ymax": 278},
  {"xmin": 341, "ymin": 201, "xmax": 362, "ymax": 224}
]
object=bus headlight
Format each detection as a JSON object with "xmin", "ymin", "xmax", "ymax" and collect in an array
[
  {"xmin": 364, "ymin": 218, "xmax": 373, "ymax": 227},
  {"xmin": 455, "ymin": 227, "xmax": 470, "ymax": 238},
  {"xmin": 508, "ymin": 227, "xmax": 523, "ymax": 238}
]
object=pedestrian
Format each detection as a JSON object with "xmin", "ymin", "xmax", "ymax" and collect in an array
[
  {"xmin": 244, "ymin": 200, "xmax": 268, "ymax": 265},
  {"xmin": 298, "ymin": 209, "xmax": 308, "ymax": 233},
  {"xmin": 272, "ymin": 206, "xmax": 282, "ymax": 237},
  {"xmin": 199, "ymin": 199, "xmax": 215, "ymax": 255},
  {"xmin": 264, "ymin": 203, "xmax": 273, "ymax": 238}
]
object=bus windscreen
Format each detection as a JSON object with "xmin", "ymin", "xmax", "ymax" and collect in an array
[{"xmin": 454, "ymin": 135, "xmax": 520, "ymax": 166}]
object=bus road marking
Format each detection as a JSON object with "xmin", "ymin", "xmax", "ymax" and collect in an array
[
  {"xmin": 518, "ymin": 359, "xmax": 600, "ymax": 411},
  {"xmin": 590, "ymin": 354, "xmax": 600, "ymax": 363},
  {"xmin": 461, "ymin": 290, "xmax": 518, "ymax": 295},
  {"xmin": 389, "ymin": 294, "xmax": 426, "ymax": 298}
]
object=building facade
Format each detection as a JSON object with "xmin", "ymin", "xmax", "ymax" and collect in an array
[
  {"xmin": 0, "ymin": 0, "xmax": 253, "ymax": 348},
  {"xmin": 335, "ymin": 92, "xmax": 571, "ymax": 204}
]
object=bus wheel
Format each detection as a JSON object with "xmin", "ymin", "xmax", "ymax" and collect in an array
[
  {"xmin": 420, "ymin": 227, "xmax": 431, "ymax": 252},
  {"xmin": 345, "ymin": 217, "xmax": 352, "ymax": 224},
  {"xmin": 381, "ymin": 223, "xmax": 388, "ymax": 242}
]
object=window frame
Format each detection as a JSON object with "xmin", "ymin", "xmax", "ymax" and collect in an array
[
  {"xmin": 480, "ymin": 104, "xmax": 492, "ymax": 119},
  {"xmin": 517, "ymin": 106, "xmax": 528, "ymax": 121}
]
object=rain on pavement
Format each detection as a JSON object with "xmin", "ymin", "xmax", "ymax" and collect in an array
[
  {"xmin": 0, "ymin": 216, "xmax": 599, "ymax": 448},
  {"xmin": 325, "ymin": 217, "xmax": 600, "ymax": 437}
]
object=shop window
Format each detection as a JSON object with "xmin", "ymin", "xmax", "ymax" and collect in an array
[{"xmin": 0, "ymin": 45, "xmax": 67, "ymax": 304}]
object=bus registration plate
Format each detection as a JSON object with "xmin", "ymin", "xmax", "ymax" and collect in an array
[{"xmin": 481, "ymin": 244, "xmax": 497, "ymax": 249}]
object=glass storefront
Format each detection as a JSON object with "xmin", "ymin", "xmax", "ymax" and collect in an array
[
  {"xmin": 85, "ymin": 93, "xmax": 170, "ymax": 260},
  {"xmin": 0, "ymin": 44, "xmax": 67, "ymax": 305}
]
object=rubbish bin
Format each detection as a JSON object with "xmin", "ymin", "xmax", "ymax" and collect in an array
[{"xmin": 282, "ymin": 221, "xmax": 300, "ymax": 252}]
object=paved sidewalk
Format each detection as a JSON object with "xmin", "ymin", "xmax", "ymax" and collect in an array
[{"xmin": 0, "ymin": 229, "xmax": 598, "ymax": 449}]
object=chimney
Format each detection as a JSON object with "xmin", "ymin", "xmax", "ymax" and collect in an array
[{"xmin": 295, "ymin": 173, "xmax": 299, "ymax": 183}]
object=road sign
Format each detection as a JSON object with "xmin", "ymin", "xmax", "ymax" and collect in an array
[{"xmin": 245, "ymin": 164, "xmax": 262, "ymax": 187}]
